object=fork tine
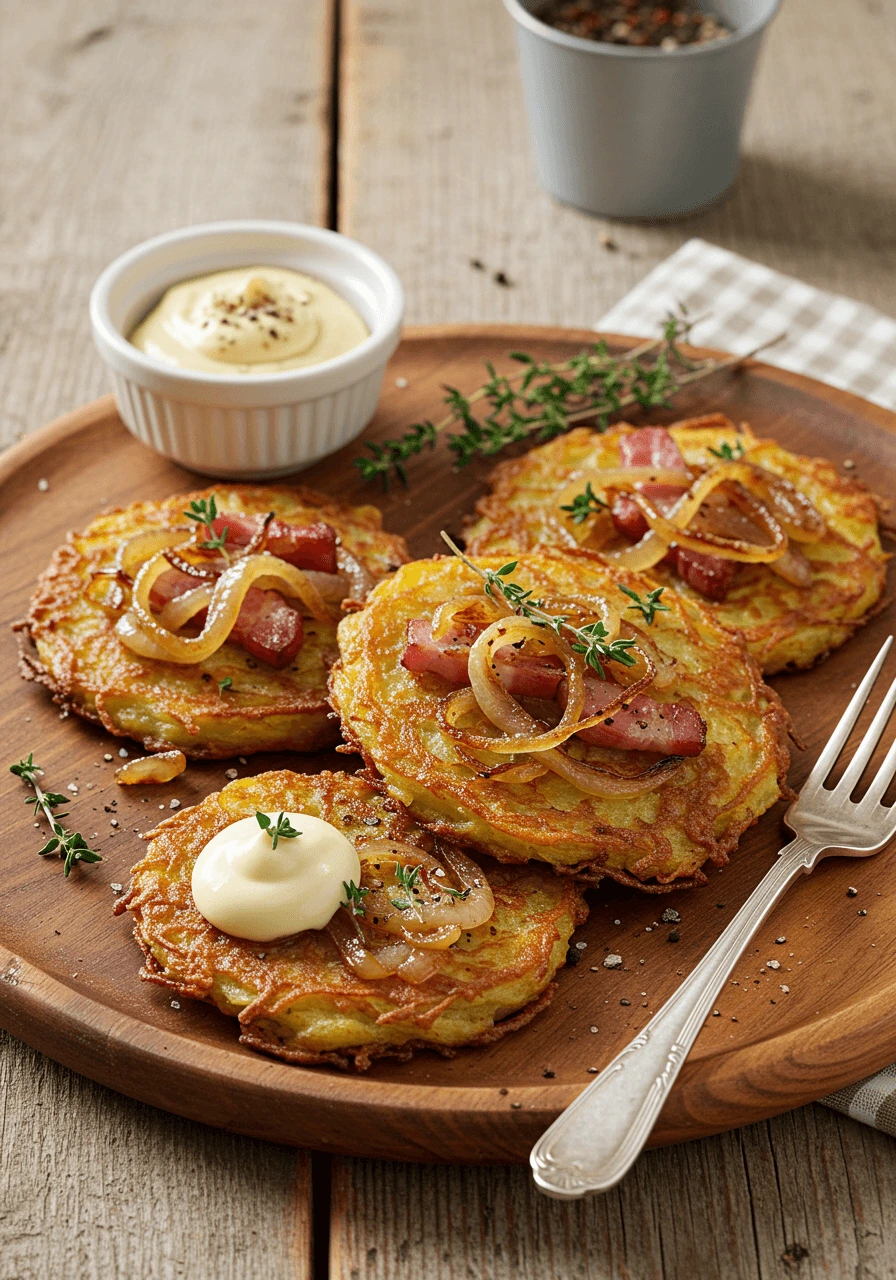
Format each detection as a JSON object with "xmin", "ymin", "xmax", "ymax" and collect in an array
[
  {"xmin": 803, "ymin": 636, "xmax": 893, "ymax": 792},
  {"xmin": 863, "ymin": 735, "xmax": 896, "ymax": 808},
  {"xmin": 836, "ymin": 672, "xmax": 896, "ymax": 798}
]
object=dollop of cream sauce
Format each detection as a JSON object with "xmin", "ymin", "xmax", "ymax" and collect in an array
[
  {"xmin": 191, "ymin": 812, "xmax": 360, "ymax": 942},
  {"xmin": 129, "ymin": 267, "xmax": 369, "ymax": 374}
]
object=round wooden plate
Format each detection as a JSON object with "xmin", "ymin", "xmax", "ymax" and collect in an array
[{"xmin": 2, "ymin": 326, "xmax": 895, "ymax": 1164}]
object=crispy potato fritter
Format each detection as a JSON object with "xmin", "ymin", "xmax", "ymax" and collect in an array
[
  {"xmin": 330, "ymin": 554, "xmax": 792, "ymax": 889},
  {"xmin": 465, "ymin": 420, "xmax": 887, "ymax": 674},
  {"xmin": 117, "ymin": 770, "xmax": 587, "ymax": 1068},
  {"xmin": 19, "ymin": 486, "xmax": 408, "ymax": 757}
]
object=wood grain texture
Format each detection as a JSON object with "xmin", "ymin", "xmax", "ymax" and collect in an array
[
  {"xmin": 0, "ymin": 0, "xmax": 332, "ymax": 452},
  {"xmin": 0, "ymin": 1028, "xmax": 312, "ymax": 1280},
  {"xmin": 329, "ymin": 1105, "xmax": 896, "ymax": 1280},
  {"xmin": 340, "ymin": 0, "xmax": 896, "ymax": 326},
  {"xmin": 0, "ymin": 332, "xmax": 895, "ymax": 1170}
]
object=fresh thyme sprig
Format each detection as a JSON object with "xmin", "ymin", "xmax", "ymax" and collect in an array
[
  {"xmin": 184, "ymin": 495, "xmax": 229, "ymax": 552},
  {"xmin": 9, "ymin": 754, "xmax": 102, "ymax": 877},
  {"xmin": 341, "ymin": 879, "xmax": 369, "ymax": 917},
  {"xmin": 440, "ymin": 534, "xmax": 637, "ymax": 679},
  {"xmin": 390, "ymin": 862, "xmax": 423, "ymax": 912},
  {"xmin": 619, "ymin": 585, "xmax": 669, "ymax": 626},
  {"xmin": 218, "ymin": 677, "xmax": 233, "ymax": 693},
  {"xmin": 559, "ymin": 481, "xmax": 608, "ymax": 524},
  {"xmin": 355, "ymin": 311, "xmax": 786, "ymax": 488},
  {"xmin": 708, "ymin": 440, "xmax": 745, "ymax": 460},
  {"xmin": 443, "ymin": 886, "xmax": 472, "ymax": 901},
  {"xmin": 255, "ymin": 811, "xmax": 301, "ymax": 850}
]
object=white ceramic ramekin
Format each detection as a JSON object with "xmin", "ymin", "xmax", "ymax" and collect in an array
[{"xmin": 89, "ymin": 221, "xmax": 404, "ymax": 479}]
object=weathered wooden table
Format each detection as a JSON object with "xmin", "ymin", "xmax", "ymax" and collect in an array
[{"xmin": 2, "ymin": 2, "xmax": 895, "ymax": 1276}]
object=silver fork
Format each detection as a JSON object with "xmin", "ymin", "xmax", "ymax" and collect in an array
[{"xmin": 531, "ymin": 635, "xmax": 896, "ymax": 1200}]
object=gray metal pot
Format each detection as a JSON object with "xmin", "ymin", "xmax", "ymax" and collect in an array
[{"xmin": 503, "ymin": 0, "xmax": 781, "ymax": 218}]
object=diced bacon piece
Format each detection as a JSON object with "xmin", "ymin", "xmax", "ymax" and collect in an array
[
  {"xmin": 672, "ymin": 548, "xmax": 737, "ymax": 601},
  {"xmin": 401, "ymin": 618, "xmax": 475, "ymax": 685},
  {"xmin": 147, "ymin": 570, "xmax": 303, "ymax": 668},
  {"xmin": 610, "ymin": 483, "xmax": 687, "ymax": 542},
  {"xmin": 400, "ymin": 620, "xmax": 563, "ymax": 698},
  {"xmin": 208, "ymin": 515, "xmax": 338, "ymax": 573},
  {"xmin": 149, "ymin": 569, "xmax": 206, "ymax": 610},
  {"xmin": 618, "ymin": 427, "xmax": 687, "ymax": 470},
  {"xmin": 401, "ymin": 621, "xmax": 705, "ymax": 755},
  {"xmin": 559, "ymin": 672, "xmax": 707, "ymax": 756},
  {"xmin": 229, "ymin": 588, "xmax": 304, "ymax": 668}
]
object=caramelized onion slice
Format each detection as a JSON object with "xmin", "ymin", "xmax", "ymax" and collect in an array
[
  {"xmin": 116, "ymin": 552, "xmax": 336, "ymax": 664},
  {"xmin": 336, "ymin": 545, "xmax": 377, "ymax": 605},
  {"xmin": 630, "ymin": 486, "xmax": 788, "ymax": 563},
  {"xmin": 117, "ymin": 528, "xmax": 192, "ymax": 577},
  {"xmin": 431, "ymin": 592, "xmax": 509, "ymax": 642},
  {"xmin": 441, "ymin": 621, "xmax": 679, "ymax": 797},
  {"xmin": 158, "ymin": 583, "xmax": 215, "ymax": 632},
  {"xmin": 458, "ymin": 616, "xmax": 655, "ymax": 755},
  {"xmin": 742, "ymin": 463, "xmax": 827, "ymax": 542},
  {"xmin": 326, "ymin": 910, "xmax": 392, "ymax": 979},
  {"xmin": 114, "ymin": 750, "xmax": 186, "ymax": 786},
  {"xmin": 358, "ymin": 838, "xmax": 495, "ymax": 934},
  {"xmin": 556, "ymin": 466, "xmax": 693, "ymax": 517},
  {"xmin": 325, "ymin": 911, "xmax": 442, "ymax": 983}
]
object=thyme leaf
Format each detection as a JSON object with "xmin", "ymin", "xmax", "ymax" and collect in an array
[
  {"xmin": 708, "ymin": 440, "xmax": 745, "ymax": 460},
  {"xmin": 619, "ymin": 585, "xmax": 670, "ymax": 626},
  {"xmin": 353, "ymin": 312, "xmax": 786, "ymax": 488},
  {"xmin": 443, "ymin": 534, "xmax": 637, "ymax": 679},
  {"xmin": 559, "ymin": 481, "xmax": 608, "ymax": 524},
  {"xmin": 9, "ymin": 754, "xmax": 102, "ymax": 877},
  {"xmin": 255, "ymin": 811, "xmax": 301, "ymax": 850},
  {"xmin": 341, "ymin": 879, "xmax": 369, "ymax": 917}
]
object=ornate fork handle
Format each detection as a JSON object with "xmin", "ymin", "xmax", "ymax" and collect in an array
[{"xmin": 531, "ymin": 834, "xmax": 819, "ymax": 1199}]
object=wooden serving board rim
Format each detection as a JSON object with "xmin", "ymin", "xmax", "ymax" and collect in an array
[{"xmin": 2, "ymin": 323, "xmax": 895, "ymax": 1161}]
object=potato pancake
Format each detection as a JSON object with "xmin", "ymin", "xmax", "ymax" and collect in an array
[
  {"xmin": 465, "ymin": 417, "xmax": 887, "ymax": 674},
  {"xmin": 330, "ymin": 553, "xmax": 791, "ymax": 889},
  {"xmin": 117, "ymin": 769, "xmax": 587, "ymax": 1068},
  {"xmin": 19, "ymin": 486, "xmax": 408, "ymax": 757}
]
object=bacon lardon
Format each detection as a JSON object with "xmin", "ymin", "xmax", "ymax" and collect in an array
[
  {"xmin": 209, "ymin": 515, "xmax": 338, "ymax": 574},
  {"xmin": 401, "ymin": 620, "xmax": 705, "ymax": 756},
  {"xmin": 149, "ymin": 570, "xmax": 304, "ymax": 669},
  {"xmin": 612, "ymin": 429, "xmax": 736, "ymax": 601}
]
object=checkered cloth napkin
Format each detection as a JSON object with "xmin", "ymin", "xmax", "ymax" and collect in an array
[
  {"xmin": 598, "ymin": 238, "xmax": 896, "ymax": 411},
  {"xmin": 600, "ymin": 239, "xmax": 896, "ymax": 1137}
]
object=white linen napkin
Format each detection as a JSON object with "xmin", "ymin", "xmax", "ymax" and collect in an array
[
  {"xmin": 598, "ymin": 238, "xmax": 896, "ymax": 411},
  {"xmin": 600, "ymin": 240, "xmax": 896, "ymax": 1137}
]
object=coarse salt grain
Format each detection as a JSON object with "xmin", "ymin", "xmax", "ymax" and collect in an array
[
  {"xmin": 767, "ymin": 959, "xmax": 781, "ymax": 970},
  {"xmin": 118, "ymin": 748, "xmax": 129, "ymax": 758},
  {"xmin": 225, "ymin": 768, "xmax": 238, "ymax": 780},
  {"xmin": 603, "ymin": 954, "xmax": 623, "ymax": 969},
  {"xmin": 103, "ymin": 754, "xmax": 113, "ymax": 762},
  {"xmin": 110, "ymin": 883, "xmax": 123, "ymax": 892},
  {"xmin": 37, "ymin": 478, "xmax": 49, "ymax": 492},
  {"xmin": 575, "ymin": 941, "xmax": 587, "ymax": 950},
  {"xmin": 780, "ymin": 984, "xmax": 790, "ymax": 994},
  {"xmin": 170, "ymin": 1000, "xmax": 180, "ymax": 1010},
  {"xmin": 169, "ymin": 799, "xmax": 181, "ymax": 809},
  {"xmin": 67, "ymin": 783, "xmax": 79, "ymax": 794},
  {"xmin": 395, "ymin": 377, "xmax": 408, "ymax": 388}
]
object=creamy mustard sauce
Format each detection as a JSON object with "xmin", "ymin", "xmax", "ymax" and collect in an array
[
  {"xmin": 191, "ymin": 812, "xmax": 360, "ymax": 942},
  {"xmin": 129, "ymin": 267, "xmax": 369, "ymax": 374}
]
